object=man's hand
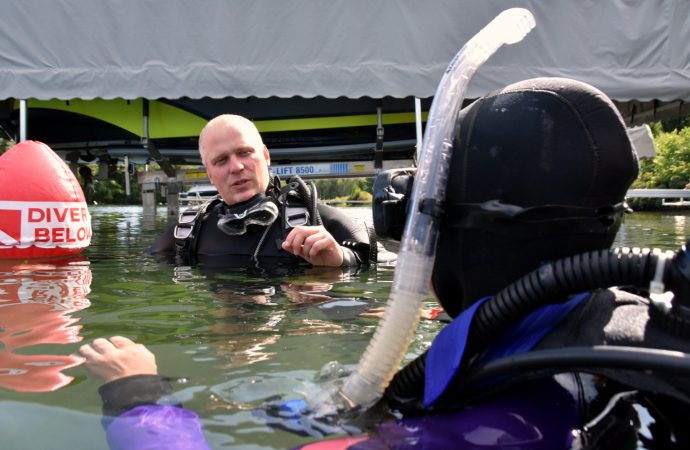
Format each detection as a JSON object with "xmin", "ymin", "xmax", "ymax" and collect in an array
[
  {"xmin": 282, "ymin": 225, "xmax": 344, "ymax": 267},
  {"xmin": 78, "ymin": 336, "xmax": 158, "ymax": 384}
]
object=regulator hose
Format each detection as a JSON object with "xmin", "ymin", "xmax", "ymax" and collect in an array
[
  {"xmin": 313, "ymin": 8, "xmax": 537, "ymax": 413},
  {"xmin": 308, "ymin": 180, "xmax": 322, "ymax": 226},
  {"xmin": 290, "ymin": 176, "xmax": 322, "ymax": 226},
  {"xmin": 386, "ymin": 246, "xmax": 674, "ymax": 402},
  {"xmin": 473, "ymin": 247, "xmax": 660, "ymax": 350},
  {"xmin": 300, "ymin": 9, "xmax": 535, "ymax": 418},
  {"xmin": 461, "ymin": 346, "xmax": 690, "ymax": 389}
]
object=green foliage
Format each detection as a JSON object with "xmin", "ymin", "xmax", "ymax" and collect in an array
[
  {"xmin": 630, "ymin": 123, "xmax": 690, "ymax": 211},
  {"xmin": 0, "ymin": 138, "xmax": 14, "ymax": 155},
  {"xmin": 313, "ymin": 177, "xmax": 374, "ymax": 201},
  {"xmin": 633, "ymin": 126, "xmax": 690, "ymax": 189},
  {"xmin": 81, "ymin": 165, "xmax": 142, "ymax": 205},
  {"xmin": 92, "ymin": 179, "xmax": 124, "ymax": 203},
  {"xmin": 657, "ymin": 115, "xmax": 690, "ymax": 133},
  {"xmin": 348, "ymin": 186, "xmax": 373, "ymax": 202}
]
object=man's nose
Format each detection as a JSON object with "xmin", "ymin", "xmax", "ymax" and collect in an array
[{"xmin": 228, "ymin": 155, "xmax": 244, "ymax": 172}]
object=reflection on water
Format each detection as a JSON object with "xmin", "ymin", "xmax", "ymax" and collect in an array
[
  {"xmin": 1, "ymin": 206, "xmax": 689, "ymax": 449},
  {"xmin": 0, "ymin": 257, "xmax": 91, "ymax": 392},
  {"xmin": 615, "ymin": 211, "xmax": 690, "ymax": 250},
  {"xmin": 196, "ymin": 266, "xmax": 352, "ymax": 370}
]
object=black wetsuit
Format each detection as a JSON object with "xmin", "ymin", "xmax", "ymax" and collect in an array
[
  {"xmin": 384, "ymin": 288, "xmax": 690, "ymax": 447},
  {"xmin": 150, "ymin": 199, "xmax": 371, "ymax": 266}
]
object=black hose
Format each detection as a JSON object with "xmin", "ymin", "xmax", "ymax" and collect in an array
[
  {"xmin": 365, "ymin": 222, "xmax": 378, "ymax": 264},
  {"xmin": 385, "ymin": 247, "xmax": 663, "ymax": 403},
  {"xmin": 461, "ymin": 345, "xmax": 690, "ymax": 388},
  {"xmin": 291, "ymin": 176, "xmax": 322, "ymax": 226},
  {"xmin": 472, "ymin": 247, "xmax": 659, "ymax": 352},
  {"xmin": 308, "ymin": 180, "xmax": 323, "ymax": 226}
]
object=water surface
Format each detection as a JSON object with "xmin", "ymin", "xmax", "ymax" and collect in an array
[{"xmin": 1, "ymin": 206, "xmax": 689, "ymax": 449}]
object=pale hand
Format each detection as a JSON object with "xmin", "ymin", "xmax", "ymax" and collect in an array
[
  {"xmin": 282, "ymin": 225, "xmax": 344, "ymax": 266},
  {"xmin": 78, "ymin": 336, "xmax": 158, "ymax": 384}
]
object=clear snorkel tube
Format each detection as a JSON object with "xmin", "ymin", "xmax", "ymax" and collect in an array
[{"xmin": 310, "ymin": 8, "xmax": 536, "ymax": 415}]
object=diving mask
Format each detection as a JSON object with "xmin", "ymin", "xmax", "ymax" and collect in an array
[{"xmin": 217, "ymin": 194, "xmax": 279, "ymax": 236}]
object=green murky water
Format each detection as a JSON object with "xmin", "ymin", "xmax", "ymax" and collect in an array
[{"xmin": 1, "ymin": 206, "xmax": 689, "ymax": 449}]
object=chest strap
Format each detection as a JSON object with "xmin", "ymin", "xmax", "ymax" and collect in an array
[{"xmin": 174, "ymin": 197, "xmax": 222, "ymax": 263}]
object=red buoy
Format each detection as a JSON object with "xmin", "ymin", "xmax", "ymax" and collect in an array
[{"xmin": 0, "ymin": 141, "xmax": 92, "ymax": 258}]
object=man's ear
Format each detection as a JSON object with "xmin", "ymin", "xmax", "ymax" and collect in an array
[{"xmin": 263, "ymin": 145, "xmax": 271, "ymax": 166}]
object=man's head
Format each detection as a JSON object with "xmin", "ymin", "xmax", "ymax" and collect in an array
[
  {"xmin": 431, "ymin": 77, "xmax": 639, "ymax": 317},
  {"xmin": 199, "ymin": 114, "xmax": 271, "ymax": 205}
]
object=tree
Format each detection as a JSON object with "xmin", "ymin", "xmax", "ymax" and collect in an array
[
  {"xmin": 0, "ymin": 138, "xmax": 15, "ymax": 156},
  {"xmin": 633, "ymin": 124, "xmax": 690, "ymax": 189},
  {"xmin": 313, "ymin": 177, "xmax": 374, "ymax": 201}
]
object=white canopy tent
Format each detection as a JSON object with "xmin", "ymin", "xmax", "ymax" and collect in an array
[
  {"xmin": 0, "ymin": 0, "xmax": 687, "ymax": 102},
  {"xmin": 1, "ymin": 0, "xmax": 688, "ymax": 156}
]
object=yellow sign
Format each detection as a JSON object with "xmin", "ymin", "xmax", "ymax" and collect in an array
[{"xmin": 185, "ymin": 172, "xmax": 207, "ymax": 179}]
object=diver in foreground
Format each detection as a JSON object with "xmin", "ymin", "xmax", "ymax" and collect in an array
[
  {"xmin": 293, "ymin": 76, "xmax": 690, "ymax": 449},
  {"xmin": 78, "ymin": 78, "xmax": 690, "ymax": 449},
  {"xmin": 150, "ymin": 114, "xmax": 375, "ymax": 267}
]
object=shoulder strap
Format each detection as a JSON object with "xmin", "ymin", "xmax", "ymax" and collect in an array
[
  {"xmin": 174, "ymin": 196, "xmax": 222, "ymax": 264},
  {"xmin": 275, "ymin": 180, "xmax": 311, "ymax": 237}
]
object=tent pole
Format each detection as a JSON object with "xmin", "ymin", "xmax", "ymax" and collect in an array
[
  {"xmin": 124, "ymin": 154, "xmax": 131, "ymax": 196},
  {"xmin": 142, "ymin": 98, "xmax": 175, "ymax": 178},
  {"xmin": 374, "ymin": 104, "xmax": 384, "ymax": 169},
  {"xmin": 19, "ymin": 99, "xmax": 27, "ymax": 142},
  {"xmin": 414, "ymin": 97, "xmax": 423, "ymax": 161},
  {"xmin": 142, "ymin": 99, "xmax": 150, "ymax": 145}
]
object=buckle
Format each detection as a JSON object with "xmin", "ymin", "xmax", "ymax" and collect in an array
[
  {"xmin": 285, "ymin": 206, "xmax": 309, "ymax": 227},
  {"xmin": 178, "ymin": 209, "xmax": 199, "ymax": 225},
  {"xmin": 174, "ymin": 224, "xmax": 193, "ymax": 240}
]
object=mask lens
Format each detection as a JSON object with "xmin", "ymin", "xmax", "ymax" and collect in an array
[
  {"xmin": 217, "ymin": 199, "xmax": 278, "ymax": 236},
  {"xmin": 246, "ymin": 208, "xmax": 277, "ymax": 225},
  {"xmin": 218, "ymin": 217, "xmax": 249, "ymax": 235}
]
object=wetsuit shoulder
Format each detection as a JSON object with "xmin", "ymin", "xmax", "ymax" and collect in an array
[
  {"xmin": 317, "ymin": 203, "xmax": 372, "ymax": 265},
  {"xmin": 149, "ymin": 222, "xmax": 176, "ymax": 255},
  {"xmin": 317, "ymin": 203, "xmax": 368, "ymax": 243}
]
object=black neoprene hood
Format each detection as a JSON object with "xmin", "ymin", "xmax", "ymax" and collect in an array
[{"xmin": 432, "ymin": 77, "xmax": 639, "ymax": 317}]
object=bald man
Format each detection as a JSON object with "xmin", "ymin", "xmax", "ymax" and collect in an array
[{"xmin": 150, "ymin": 114, "xmax": 372, "ymax": 267}]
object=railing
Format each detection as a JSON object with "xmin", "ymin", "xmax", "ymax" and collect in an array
[
  {"xmin": 324, "ymin": 191, "xmax": 690, "ymax": 204},
  {"xmin": 627, "ymin": 189, "xmax": 690, "ymax": 206},
  {"xmin": 626, "ymin": 189, "xmax": 690, "ymax": 199},
  {"xmin": 321, "ymin": 199, "xmax": 372, "ymax": 205}
]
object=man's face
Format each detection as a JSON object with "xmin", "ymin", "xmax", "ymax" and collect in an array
[{"xmin": 200, "ymin": 121, "xmax": 271, "ymax": 205}]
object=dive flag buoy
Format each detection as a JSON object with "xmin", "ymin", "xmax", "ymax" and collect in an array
[{"xmin": 0, "ymin": 141, "xmax": 92, "ymax": 259}]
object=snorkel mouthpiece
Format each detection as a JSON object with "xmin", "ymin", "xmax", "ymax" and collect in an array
[{"xmin": 309, "ymin": 8, "xmax": 536, "ymax": 414}]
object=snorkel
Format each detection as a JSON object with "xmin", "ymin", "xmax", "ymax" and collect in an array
[{"xmin": 309, "ymin": 8, "xmax": 537, "ymax": 414}]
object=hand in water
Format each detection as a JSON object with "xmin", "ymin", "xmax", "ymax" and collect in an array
[
  {"xmin": 282, "ymin": 225, "xmax": 344, "ymax": 267},
  {"xmin": 78, "ymin": 336, "xmax": 158, "ymax": 383}
]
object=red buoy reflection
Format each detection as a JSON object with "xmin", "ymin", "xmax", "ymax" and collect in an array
[{"xmin": 0, "ymin": 256, "xmax": 91, "ymax": 392}]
